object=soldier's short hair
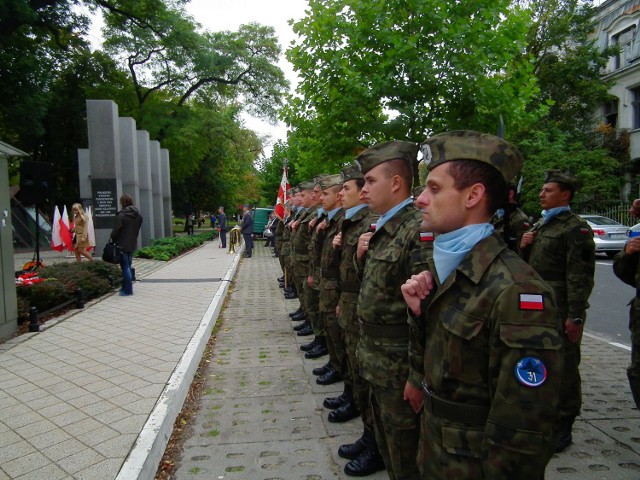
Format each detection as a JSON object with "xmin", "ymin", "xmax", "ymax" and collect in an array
[{"xmin": 448, "ymin": 160, "xmax": 507, "ymax": 216}]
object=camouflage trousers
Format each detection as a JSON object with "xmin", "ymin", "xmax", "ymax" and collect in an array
[
  {"xmin": 559, "ymin": 336, "xmax": 582, "ymax": 420},
  {"xmin": 322, "ymin": 311, "xmax": 347, "ymax": 377},
  {"xmin": 370, "ymin": 383, "xmax": 421, "ymax": 480},
  {"xmin": 301, "ymin": 280, "xmax": 321, "ymax": 335}
]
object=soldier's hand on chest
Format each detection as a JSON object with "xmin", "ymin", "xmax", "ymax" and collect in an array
[
  {"xmin": 333, "ymin": 232, "xmax": 343, "ymax": 249},
  {"xmin": 357, "ymin": 232, "xmax": 374, "ymax": 260}
]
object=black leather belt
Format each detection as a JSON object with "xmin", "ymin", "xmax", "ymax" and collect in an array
[
  {"xmin": 422, "ymin": 381, "xmax": 489, "ymax": 425},
  {"xmin": 358, "ymin": 319, "xmax": 409, "ymax": 338}
]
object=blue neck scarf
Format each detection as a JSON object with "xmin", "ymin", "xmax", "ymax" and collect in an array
[
  {"xmin": 327, "ymin": 207, "xmax": 341, "ymax": 221},
  {"xmin": 541, "ymin": 206, "xmax": 570, "ymax": 224},
  {"xmin": 433, "ymin": 223, "xmax": 495, "ymax": 283},
  {"xmin": 376, "ymin": 197, "xmax": 413, "ymax": 231},
  {"xmin": 317, "ymin": 207, "xmax": 324, "ymax": 218},
  {"xmin": 345, "ymin": 204, "xmax": 367, "ymax": 220}
]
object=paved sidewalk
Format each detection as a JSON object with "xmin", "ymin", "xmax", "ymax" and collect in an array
[
  {"xmin": 1, "ymin": 240, "xmax": 241, "ymax": 480},
  {"xmin": 173, "ymin": 243, "xmax": 640, "ymax": 480},
  {"xmin": 3, "ymin": 239, "xmax": 640, "ymax": 479}
]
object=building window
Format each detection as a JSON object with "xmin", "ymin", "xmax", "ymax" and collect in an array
[
  {"xmin": 604, "ymin": 99, "xmax": 619, "ymax": 128},
  {"xmin": 632, "ymin": 87, "xmax": 640, "ymax": 129},
  {"xmin": 613, "ymin": 26, "xmax": 637, "ymax": 69}
]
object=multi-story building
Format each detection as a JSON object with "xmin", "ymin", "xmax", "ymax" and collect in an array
[{"xmin": 594, "ymin": 0, "xmax": 640, "ymax": 172}]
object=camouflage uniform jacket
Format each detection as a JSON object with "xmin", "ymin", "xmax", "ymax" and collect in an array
[
  {"xmin": 292, "ymin": 206, "xmax": 318, "ymax": 277},
  {"xmin": 613, "ymin": 249, "xmax": 640, "ymax": 321},
  {"xmin": 411, "ymin": 233, "xmax": 563, "ymax": 477},
  {"xmin": 355, "ymin": 203, "xmax": 431, "ymax": 389},
  {"xmin": 319, "ymin": 209, "xmax": 345, "ymax": 312},
  {"xmin": 338, "ymin": 207, "xmax": 378, "ymax": 327},
  {"xmin": 307, "ymin": 210, "xmax": 325, "ymax": 289},
  {"xmin": 274, "ymin": 214, "xmax": 286, "ymax": 252},
  {"xmin": 491, "ymin": 206, "xmax": 531, "ymax": 253},
  {"xmin": 520, "ymin": 210, "xmax": 595, "ymax": 319}
]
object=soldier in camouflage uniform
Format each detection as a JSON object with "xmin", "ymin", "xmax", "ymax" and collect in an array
[
  {"xmin": 403, "ymin": 131, "xmax": 564, "ymax": 479},
  {"xmin": 355, "ymin": 141, "xmax": 431, "ymax": 480},
  {"xmin": 290, "ymin": 183, "xmax": 316, "ymax": 322},
  {"xmin": 491, "ymin": 183, "xmax": 531, "ymax": 253},
  {"xmin": 284, "ymin": 188, "xmax": 303, "ymax": 304},
  {"xmin": 613, "ymin": 198, "xmax": 640, "ymax": 410},
  {"xmin": 331, "ymin": 164, "xmax": 385, "ymax": 476},
  {"xmin": 520, "ymin": 169, "xmax": 595, "ymax": 453}
]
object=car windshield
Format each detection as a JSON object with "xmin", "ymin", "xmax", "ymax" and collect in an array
[{"xmin": 581, "ymin": 216, "xmax": 623, "ymax": 226}]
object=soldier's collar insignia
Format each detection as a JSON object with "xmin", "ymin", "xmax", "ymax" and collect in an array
[
  {"xmin": 419, "ymin": 232, "xmax": 434, "ymax": 242},
  {"xmin": 515, "ymin": 357, "xmax": 547, "ymax": 387}
]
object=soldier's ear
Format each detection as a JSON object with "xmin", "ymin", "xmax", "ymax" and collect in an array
[{"xmin": 465, "ymin": 183, "xmax": 485, "ymax": 209}]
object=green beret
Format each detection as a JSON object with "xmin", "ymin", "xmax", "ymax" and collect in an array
[
  {"xmin": 298, "ymin": 180, "xmax": 315, "ymax": 191},
  {"xmin": 314, "ymin": 174, "xmax": 330, "ymax": 185},
  {"xmin": 355, "ymin": 140, "xmax": 419, "ymax": 174},
  {"xmin": 544, "ymin": 169, "xmax": 582, "ymax": 191},
  {"xmin": 319, "ymin": 173, "xmax": 343, "ymax": 190},
  {"xmin": 421, "ymin": 130, "xmax": 523, "ymax": 183},
  {"xmin": 341, "ymin": 163, "xmax": 363, "ymax": 182}
]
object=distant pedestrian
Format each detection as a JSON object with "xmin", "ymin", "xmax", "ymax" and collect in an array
[
  {"xmin": 613, "ymin": 198, "xmax": 640, "ymax": 410},
  {"xmin": 241, "ymin": 205, "xmax": 254, "ymax": 258},
  {"xmin": 218, "ymin": 207, "xmax": 227, "ymax": 248},
  {"xmin": 110, "ymin": 194, "xmax": 143, "ymax": 297},
  {"xmin": 185, "ymin": 214, "xmax": 194, "ymax": 236}
]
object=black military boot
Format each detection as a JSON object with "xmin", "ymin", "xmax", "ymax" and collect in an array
[
  {"xmin": 316, "ymin": 368, "xmax": 343, "ymax": 385},
  {"xmin": 328, "ymin": 401, "xmax": 360, "ymax": 423},
  {"xmin": 300, "ymin": 337, "xmax": 319, "ymax": 352},
  {"xmin": 555, "ymin": 417, "xmax": 574, "ymax": 453},
  {"xmin": 338, "ymin": 434, "xmax": 367, "ymax": 460},
  {"xmin": 288, "ymin": 307, "xmax": 303, "ymax": 318},
  {"xmin": 314, "ymin": 361, "xmax": 332, "ymax": 376},
  {"xmin": 305, "ymin": 336, "xmax": 328, "ymax": 359},
  {"xmin": 296, "ymin": 323, "xmax": 313, "ymax": 336},
  {"xmin": 284, "ymin": 290, "xmax": 298, "ymax": 299},
  {"xmin": 291, "ymin": 311, "xmax": 307, "ymax": 321},
  {"xmin": 293, "ymin": 319, "xmax": 310, "ymax": 332},
  {"xmin": 344, "ymin": 432, "xmax": 385, "ymax": 476}
]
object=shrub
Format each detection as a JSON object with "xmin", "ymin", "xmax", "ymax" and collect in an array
[
  {"xmin": 135, "ymin": 232, "xmax": 208, "ymax": 261},
  {"xmin": 16, "ymin": 278, "xmax": 71, "ymax": 316}
]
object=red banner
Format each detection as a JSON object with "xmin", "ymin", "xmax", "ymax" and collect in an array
[{"xmin": 274, "ymin": 166, "xmax": 290, "ymax": 220}]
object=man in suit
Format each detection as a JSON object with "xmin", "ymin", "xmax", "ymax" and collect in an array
[
  {"xmin": 241, "ymin": 205, "xmax": 254, "ymax": 258},
  {"xmin": 217, "ymin": 206, "xmax": 227, "ymax": 248}
]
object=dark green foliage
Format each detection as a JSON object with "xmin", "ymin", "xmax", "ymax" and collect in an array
[
  {"xmin": 39, "ymin": 262, "xmax": 121, "ymax": 299},
  {"xmin": 135, "ymin": 233, "xmax": 209, "ymax": 261},
  {"xmin": 16, "ymin": 279, "xmax": 72, "ymax": 317}
]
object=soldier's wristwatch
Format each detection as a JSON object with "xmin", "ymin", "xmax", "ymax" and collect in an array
[{"xmin": 571, "ymin": 318, "xmax": 584, "ymax": 326}]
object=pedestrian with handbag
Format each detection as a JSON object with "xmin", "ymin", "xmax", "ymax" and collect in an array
[{"xmin": 110, "ymin": 194, "xmax": 143, "ymax": 296}]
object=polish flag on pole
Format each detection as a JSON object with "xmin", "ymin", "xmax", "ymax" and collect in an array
[
  {"xmin": 274, "ymin": 163, "xmax": 290, "ymax": 220},
  {"xmin": 59, "ymin": 205, "xmax": 73, "ymax": 251},
  {"xmin": 50, "ymin": 206, "xmax": 64, "ymax": 252},
  {"xmin": 85, "ymin": 206, "xmax": 96, "ymax": 252}
]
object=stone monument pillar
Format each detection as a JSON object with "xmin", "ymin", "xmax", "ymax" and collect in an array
[
  {"xmin": 161, "ymin": 149, "xmax": 172, "ymax": 237},
  {"xmin": 77, "ymin": 149, "xmax": 91, "ymax": 202},
  {"xmin": 119, "ymin": 117, "xmax": 141, "ymax": 250},
  {"xmin": 137, "ymin": 130, "xmax": 154, "ymax": 247},
  {"xmin": 149, "ymin": 140, "xmax": 165, "ymax": 239},
  {"xmin": 86, "ymin": 100, "xmax": 122, "ymax": 253}
]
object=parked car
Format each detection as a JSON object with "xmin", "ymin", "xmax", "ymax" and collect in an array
[{"xmin": 579, "ymin": 215, "xmax": 629, "ymax": 258}]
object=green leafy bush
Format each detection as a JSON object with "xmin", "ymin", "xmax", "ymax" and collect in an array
[
  {"xmin": 135, "ymin": 233, "xmax": 208, "ymax": 261},
  {"xmin": 16, "ymin": 278, "xmax": 71, "ymax": 317}
]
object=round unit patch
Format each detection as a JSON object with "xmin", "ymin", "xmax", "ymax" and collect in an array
[{"xmin": 514, "ymin": 357, "xmax": 547, "ymax": 387}]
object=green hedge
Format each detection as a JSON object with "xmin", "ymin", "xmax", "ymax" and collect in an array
[
  {"xmin": 16, "ymin": 261, "xmax": 121, "ymax": 320},
  {"xmin": 135, "ymin": 232, "xmax": 209, "ymax": 261}
]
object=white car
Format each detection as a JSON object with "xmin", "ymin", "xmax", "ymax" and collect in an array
[{"xmin": 579, "ymin": 215, "xmax": 629, "ymax": 258}]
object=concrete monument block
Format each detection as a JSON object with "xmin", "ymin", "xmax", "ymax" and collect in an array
[
  {"xmin": 119, "ymin": 117, "xmax": 141, "ymax": 250},
  {"xmin": 149, "ymin": 140, "xmax": 165, "ymax": 238},
  {"xmin": 86, "ymin": 100, "xmax": 122, "ymax": 253},
  {"xmin": 137, "ymin": 130, "xmax": 154, "ymax": 247},
  {"xmin": 77, "ymin": 149, "xmax": 91, "ymax": 202},
  {"xmin": 161, "ymin": 149, "xmax": 172, "ymax": 237}
]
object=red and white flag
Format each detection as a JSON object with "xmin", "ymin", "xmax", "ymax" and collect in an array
[
  {"xmin": 59, "ymin": 205, "xmax": 73, "ymax": 251},
  {"xmin": 274, "ymin": 166, "xmax": 290, "ymax": 220},
  {"xmin": 85, "ymin": 206, "xmax": 96, "ymax": 252},
  {"xmin": 50, "ymin": 206, "xmax": 64, "ymax": 252}
]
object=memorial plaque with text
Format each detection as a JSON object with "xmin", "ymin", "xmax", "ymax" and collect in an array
[{"xmin": 91, "ymin": 179, "xmax": 118, "ymax": 229}]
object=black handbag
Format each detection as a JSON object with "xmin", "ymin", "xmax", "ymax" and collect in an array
[{"xmin": 102, "ymin": 241, "xmax": 122, "ymax": 264}]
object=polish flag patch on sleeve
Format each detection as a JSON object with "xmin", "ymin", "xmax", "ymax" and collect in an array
[
  {"xmin": 419, "ymin": 232, "xmax": 434, "ymax": 242},
  {"xmin": 519, "ymin": 293, "xmax": 544, "ymax": 311}
]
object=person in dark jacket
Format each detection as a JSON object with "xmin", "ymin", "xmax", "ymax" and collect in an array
[
  {"xmin": 110, "ymin": 194, "xmax": 143, "ymax": 296},
  {"xmin": 241, "ymin": 205, "xmax": 254, "ymax": 258},
  {"xmin": 218, "ymin": 206, "xmax": 227, "ymax": 248}
]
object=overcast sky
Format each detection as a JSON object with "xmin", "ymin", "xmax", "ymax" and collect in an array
[{"xmin": 186, "ymin": 0, "xmax": 309, "ymax": 155}]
